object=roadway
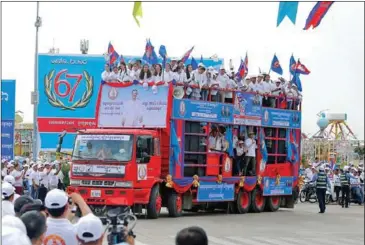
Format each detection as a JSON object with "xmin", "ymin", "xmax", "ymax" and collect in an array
[{"xmin": 103, "ymin": 203, "xmax": 364, "ymax": 245}]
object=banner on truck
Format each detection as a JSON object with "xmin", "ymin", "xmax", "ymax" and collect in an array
[
  {"xmin": 261, "ymin": 108, "xmax": 301, "ymax": 129},
  {"xmin": 233, "ymin": 92, "xmax": 262, "ymax": 126},
  {"xmin": 97, "ymin": 84, "xmax": 169, "ymax": 128},
  {"xmin": 1, "ymin": 79, "xmax": 16, "ymax": 160}
]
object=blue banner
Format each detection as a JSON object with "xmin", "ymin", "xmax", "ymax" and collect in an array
[
  {"xmin": 263, "ymin": 177, "xmax": 293, "ymax": 196},
  {"xmin": 261, "ymin": 108, "xmax": 301, "ymax": 128},
  {"xmin": 233, "ymin": 92, "xmax": 261, "ymax": 126},
  {"xmin": 172, "ymin": 99, "xmax": 233, "ymax": 124},
  {"xmin": 1, "ymin": 120, "xmax": 15, "ymax": 160},
  {"xmin": 197, "ymin": 181, "xmax": 235, "ymax": 202},
  {"xmin": 1, "ymin": 80, "xmax": 16, "ymax": 120}
]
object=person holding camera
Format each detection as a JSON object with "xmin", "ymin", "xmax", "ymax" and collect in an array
[{"xmin": 43, "ymin": 189, "xmax": 92, "ymax": 245}]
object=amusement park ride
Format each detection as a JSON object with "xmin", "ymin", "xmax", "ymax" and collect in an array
[{"xmin": 302, "ymin": 110, "xmax": 363, "ymax": 166}]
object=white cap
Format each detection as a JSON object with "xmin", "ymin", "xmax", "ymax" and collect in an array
[
  {"xmin": 319, "ymin": 166, "xmax": 325, "ymax": 171},
  {"xmin": 75, "ymin": 214, "xmax": 104, "ymax": 243},
  {"xmin": 7, "ymin": 163, "xmax": 14, "ymax": 168},
  {"xmin": 258, "ymin": 73, "xmax": 264, "ymax": 77},
  {"xmin": 4, "ymin": 175, "xmax": 15, "ymax": 185},
  {"xmin": 44, "ymin": 161, "xmax": 51, "ymax": 166},
  {"xmin": 38, "ymin": 163, "xmax": 44, "ymax": 169},
  {"xmin": 2, "ymin": 226, "xmax": 31, "ymax": 245},
  {"xmin": 2, "ymin": 182, "xmax": 15, "ymax": 198},
  {"xmin": 23, "ymin": 164, "xmax": 29, "ymax": 168},
  {"xmin": 2, "ymin": 215, "xmax": 27, "ymax": 234},
  {"xmin": 343, "ymin": 166, "xmax": 349, "ymax": 171},
  {"xmin": 198, "ymin": 63, "xmax": 205, "ymax": 68},
  {"xmin": 219, "ymin": 64, "xmax": 225, "ymax": 70},
  {"xmin": 45, "ymin": 189, "xmax": 68, "ymax": 209}
]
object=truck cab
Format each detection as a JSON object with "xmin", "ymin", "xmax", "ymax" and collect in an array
[{"xmin": 68, "ymin": 128, "xmax": 165, "ymax": 216}]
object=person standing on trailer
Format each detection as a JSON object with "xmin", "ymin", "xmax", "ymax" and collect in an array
[{"xmin": 243, "ymin": 131, "xmax": 257, "ymax": 176}]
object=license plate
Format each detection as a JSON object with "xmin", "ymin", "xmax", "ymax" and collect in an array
[{"xmin": 91, "ymin": 190, "xmax": 101, "ymax": 197}]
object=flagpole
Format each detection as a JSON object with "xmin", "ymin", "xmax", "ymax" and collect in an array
[{"xmin": 32, "ymin": 1, "xmax": 41, "ymax": 161}]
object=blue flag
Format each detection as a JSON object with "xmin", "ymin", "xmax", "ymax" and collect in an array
[
  {"xmin": 170, "ymin": 122, "xmax": 180, "ymax": 166},
  {"xmin": 277, "ymin": 2, "xmax": 299, "ymax": 26},
  {"xmin": 159, "ymin": 45, "xmax": 167, "ymax": 68},
  {"xmin": 289, "ymin": 54, "xmax": 296, "ymax": 76},
  {"xmin": 270, "ymin": 54, "xmax": 283, "ymax": 75},
  {"xmin": 225, "ymin": 126, "xmax": 234, "ymax": 157},
  {"xmin": 142, "ymin": 39, "xmax": 158, "ymax": 65},
  {"xmin": 260, "ymin": 128, "xmax": 268, "ymax": 166},
  {"xmin": 191, "ymin": 57, "xmax": 198, "ymax": 70},
  {"xmin": 292, "ymin": 73, "xmax": 302, "ymax": 92}
]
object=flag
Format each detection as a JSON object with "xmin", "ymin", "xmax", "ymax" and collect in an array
[
  {"xmin": 142, "ymin": 39, "xmax": 158, "ymax": 65},
  {"xmin": 235, "ymin": 59, "xmax": 246, "ymax": 81},
  {"xmin": 170, "ymin": 121, "xmax": 180, "ymax": 166},
  {"xmin": 260, "ymin": 128, "xmax": 268, "ymax": 167},
  {"xmin": 132, "ymin": 2, "xmax": 143, "ymax": 27},
  {"xmin": 304, "ymin": 2, "xmax": 334, "ymax": 30},
  {"xmin": 159, "ymin": 45, "xmax": 167, "ymax": 68},
  {"xmin": 277, "ymin": 2, "xmax": 299, "ymax": 26},
  {"xmin": 191, "ymin": 57, "xmax": 198, "ymax": 70},
  {"xmin": 295, "ymin": 60, "xmax": 311, "ymax": 75},
  {"xmin": 180, "ymin": 46, "xmax": 194, "ymax": 64},
  {"xmin": 107, "ymin": 42, "xmax": 119, "ymax": 66},
  {"xmin": 292, "ymin": 73, "xmax": 302, "ymax": 92},
  {"xmin": 200, "ymin": 55, "xmax": 203, "ymax": 64},
  {"xmin": 287, "ymin": 129, "xmax": 299, "ymax": 163},
  {"xmin": 270, "ymin": 54, "xmax": 283, "ymax": 75},
  {"xmin": 289, "ymin": 54, "xmax": 296, "ymax": 75},
  {"xmin": 225, "ymin": 127, "xmax": 234, "ymax": 157}
]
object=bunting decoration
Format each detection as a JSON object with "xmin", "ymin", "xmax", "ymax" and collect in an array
[
  {"xmin": 303, "ymin": 2, "xmax": 334, "ymax": 30},
  {"xmin": 132, "ymin": 2, "xmax": 143, "ymax": 27},
  {"xmin": 277, "ymin": 2, "xmax": 299, "ymax": 26}
]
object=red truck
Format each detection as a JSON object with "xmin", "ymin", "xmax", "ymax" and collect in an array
[{"xmin": 67, "ymin": 81, "xmax": 302, "ymax": 218}]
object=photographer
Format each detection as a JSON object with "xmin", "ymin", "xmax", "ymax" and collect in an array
[{"xmin": 43, "ymin": 189, "xmax": 91, "ymax": 245}]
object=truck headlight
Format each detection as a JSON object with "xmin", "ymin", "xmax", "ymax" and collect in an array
[
  {"xmin": 115, "ymin": 181, "xmax": 133, "ymax": 188},
  {"xmin": 70, "ymin": 179, "xmax": 81, "ymax": 186}
]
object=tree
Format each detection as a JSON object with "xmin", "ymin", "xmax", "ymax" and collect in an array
[{"xmin": 354, "ymin": 146, "xmax": 365, "ymax": 159}]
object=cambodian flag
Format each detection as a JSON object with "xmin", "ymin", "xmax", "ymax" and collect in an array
[
  {"xmin": 108, "ymin": 42, "xmax": 115, "ymax": 54},
  {"xmin": 304, "ymin": 2, "xmax": 334, "ymax": 30},
  {"xmin": 143, "ymin": 39, "xmax": 158, "ymax": 65},
  {"xmin": 295, "ymin": 60, "xmax": 311, "ymax": 75},
  {"xmin": 235, "ymin": 58, "xmax": 247, "ymax": 81},
  {"xmin": 107, "ymin": 42, "xmax": 119, "ymax": 65},
  {"xmin": 180, "ymin": 46, "xmax": 194, "ymax": 64},
  {"xmin": 270, "ymin": 54, "xmax": 283, "ymax": 75}
]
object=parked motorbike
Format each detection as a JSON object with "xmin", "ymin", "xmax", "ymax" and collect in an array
[{"xmin": 299, "ymin": 181, "xmax": 317, "ymax": 203}]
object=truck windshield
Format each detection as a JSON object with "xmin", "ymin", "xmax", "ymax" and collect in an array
[{"xmin": 72, "ymin": 134, "xmax": 133, "ymax": 162}]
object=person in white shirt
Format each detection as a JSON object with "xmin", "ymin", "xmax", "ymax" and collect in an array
[
  {"xmin": 2, "ymin": 159, "xmax": 9, "ymax": 179},
  {"xmin": 2, "ymin": 182, "xmax": 16, "ymax": 217},
  {"xmin": 235, "ymin": 140, "xmax": 246, "ymax": 176},
  {"xmin": 11, "ymin": 162, "xmax": 24, "ymax": 195},
  {"xmin": 209, "ymin": 70, "xmax": 220, "ymax": 102},
  {"xmin": 129, "ymin": 63, "xmax": 141, "ymax": 81},
  {"xmin": 153, "ymin": 64, "xmax": 163, "ymax": 82},
  {"xmin": 3, "ymin": 175, "xmax": 20, "ymax": 203},
  {"xmin": 139, "ymin": 64, "xmax": 153, "ymax": 83},
  {"xmin": 174, "ymin": 66, "xmax": 186, "ymax": 83},
  {"xmin": 312, "ymin": 157, "xmax": 321, "ymax": 170},
  {"xmin": 49, "ymin": 161, "xmax": 62, "ymax": 190},
  {"xmin": 43, "ymin": 189, "xmax": 92, "ymax": 245},
  {"xmin": 284, "ymin": 82, "xmax": 298, "ymax": 110},
  {"xmin": 163, "ymin": 63, "xmax": 174, "ymax": 84},
  {"xmin": 184, "ymin": 64, "xmax": 194, "ymax": 84},
  {"xmin": 101, "ymin": 63, "xmax": 111, "ymax": 82},
  {"xmin": 30, "ymin": 164, "xmax": 39, "ymax": 199},
  {"xmin": 190, "ymin": 64, "xmax": 208, "ymax": 100},
  {"xmin": 244, "ymin": 131, "xmax": 257, "ymax": 176},
  {"xmin": 248, "ymin": 75, "xmax": 260, "ymax": 93},
  {"xmin": 261, "ymin": 74, "xmax": 274, "ymax": 107},
  {"xmin": 225, "ymin": 78, "xmax": 238, "ymax": 103},
  {"xmin": 20, "ymin": 211, "xmax": 47, "ymax": 245},
  {"xmin": 2, "ymin": 226, "xmax": 31, "ymax": 245},
  {"xmin": 109, "ymin": 65, "xmax": 121, "ymax": 82},
  {"xmin": 333, "ymin": 168, "xmax": 342, "ymax": 201},
  {"xmin": 217, "ymin": 66, "xmax": 230, "ymax": 103},
  {"xmin": 119, "ymin": 62, "xmax": 131, "ymax": 82},
  {"xmin": 37, "ymin": 163, "xmax": 50, "ymax": 203},
  {"xmin": 208, "ymin": 128, "xmax": 218, "ymax": 151},
  {"xmin": 121, "ymin": 89, "xmax": 144, "ymax": 127}
]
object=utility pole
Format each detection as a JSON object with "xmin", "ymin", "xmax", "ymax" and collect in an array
[{"xmin": 31, "ymin": 2, "xmax": 41, "ymax": 161}]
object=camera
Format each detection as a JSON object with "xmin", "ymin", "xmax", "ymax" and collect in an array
[{"xmin": 106, "ymin": 206, "xmax": 137, "ymax": 245}]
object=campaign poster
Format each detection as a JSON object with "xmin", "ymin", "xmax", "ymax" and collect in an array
[
  {"xmin": 197, "ymin": 181, "xmax": 235, "ymax": 202},
  {"xmin": 97, "ymin": 84, "xmax": 168, "ymax": 128},
  {"xmin": 263, "ymin": 177, "xmax": 293, "ymax": 196},
  {"xmin": 261, "ymin": 108, "xmax": 301, "ymax": 129},
  {"xmin": 1, "ymin": 79, "xmax": 16, "ymax": 160},
  {"xmin": 233, "ymin": 92, "xmax": 262, "ymax": 126},
  {"xmin": 172, "ymin": 99, "xmax": 233, "ymax": 124}
]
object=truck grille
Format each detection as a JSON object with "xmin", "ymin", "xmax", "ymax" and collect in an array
[{"xmin": 81, "ymin": 180, "xmax": 115, "ymax": 187}]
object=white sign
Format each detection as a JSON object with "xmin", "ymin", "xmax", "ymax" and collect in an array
[
  {"xmin": 72, "ymin": 164, "xmax": 125, "ymax": 175},
  {"xmin": 97, "ymin": 85, "xmax": 168, "ymax": 128},
  {"xmin": 78, "ymin": 135, "xmax": 130, "ymax": 141}
]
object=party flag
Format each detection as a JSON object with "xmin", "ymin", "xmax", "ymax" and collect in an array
[
  {"xmin": 277, "ymin": 2, "xmax": 299, "ymax": 26},
  {"xmin": 270, "ymin": 54, "xmax": 283, "ymax": 75},
  {"xmin": 191, "ymin": 57, "xmax": 198, "ymax": 70}
]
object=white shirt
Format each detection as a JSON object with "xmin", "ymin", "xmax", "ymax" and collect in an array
[
  {"xmin": 248, "ymin": 82, "xmax": 259, "ymax": 93},
  {"xmin": 2, "ymin": 168, "xmax": 8, "ymax": 177},
  {"xmin": 334, "ymin": 174, "xmax": 341, "ymax": 187},
  {"xmin": 304, "ymin": 168, "xmax": 313, "ymax": 180},
  {"xmin": 174, "ymin": 72, "xmax": 185, "ymax": 83},
  {"xmin": 45, "ymin": 218, "xmax": 78, "ymax": 245},
  {"xmin": 119, "ymin": 70, "xmax": 131, "ymax": 82},
  {"xmin": 101, "ymin": 71, "xmax": 111, "ymax": 81},
  {"xmin": 109, "ymin": 72, "xmax": 121, "ymax": 81},
  {"xmin": 2, "ymin": 201, "xmax": 15, "ymax": 217},
  {"xmin": 209, "ymin": 136, "xmax": 216, "ymax": 150},
  {"xmin": 256, "ymin": 82, "xmax": 265, "ymax": 94},
  {"xmin": 191, "ymin": 71, "xmax": 208, "ymax": 88},
  {"xmin": 122, "ymin": 99, "xmax": 144, "ymax": 127},
  {"xmin": 49, "ymin": 169, "xmax": 59, "ymax": 187},
  {"xmin": 236, "ymin": 146, "xmax": 244, "ymax": 157},
  {"xmin": 153, "ymin": 74, "xmax": 162, "ymax": 82},
  {"xmin": 245, "ymin": 138, "xmax": 257, "ymax": 157},
  {"xmin": 30, "ymin": 170, "xmax": 39, "ymax": 186},
  {"xmin": 163, "ymin": 71, "xmax": 174, "ymax": 83},
  {"xmin": 217, "ymin": 73, "xmax": 230, "ymax": 89},
  {"xmin": 261, "ymin": 82, "xmax": 273, "ymax": 94},
  {"xmin": 39, "ymin": 170, "xmax": 50, "ymax": 188},
  {"xmin": 10, "ymin": 170, "xmax": 23, "ymax": 187},
  {"xmin": 225, "ymin": 79, "xmax": 238, "ymax": 98},
  {"xmin": 271, "ymin": 84, "xmax": 283, "ymax": 96}
]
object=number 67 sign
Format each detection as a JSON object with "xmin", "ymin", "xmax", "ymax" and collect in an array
[{"xmin": 44, "ymin": 69, "xmax": 94, "ymax": 110}]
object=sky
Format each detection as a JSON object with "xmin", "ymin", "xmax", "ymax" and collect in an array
[{"xmin": 1, "ymin": 1, "xmax": 364, "ymax": 139}]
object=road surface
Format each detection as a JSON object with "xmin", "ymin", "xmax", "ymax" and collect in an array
[{"xmin": 103, "ymin": 203, "xmax": 364, "ymax": 245}]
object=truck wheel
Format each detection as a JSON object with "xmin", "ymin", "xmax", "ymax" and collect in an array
[
  {"xmin": 250, "ymin": 187, "xmax": 265, "ymax": 213},
  {"xmin": 147, "ymin": 185, "xmax": 162, "ymax": 219},
  {"xmin": 167, "ymin": 193, "xmax": 182, "ymax": 217},
  {"xmin": 236, "ymin": 189, "xmax": 251, "ymax": 214},
  {"xmin": 266, "ymin": 196, "xmax": 280, "ymax": 212}
]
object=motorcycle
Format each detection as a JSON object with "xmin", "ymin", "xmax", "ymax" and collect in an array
[{"xmin": 299, "ymin": 181, "xmax": 317, "ymax": 203}]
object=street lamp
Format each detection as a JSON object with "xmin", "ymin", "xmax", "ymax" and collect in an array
[
  {"xmin": 80, "ymin": 39, "xmax": 89, "ymax": 54},
  {"xmin": 31, "ymin": 2, "xmax": 41, "ymax": 161}
]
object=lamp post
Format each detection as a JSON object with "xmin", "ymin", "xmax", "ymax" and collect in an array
[{"xmin": 31, "ymin": 2, "xmax": 41, "ymax": 161}]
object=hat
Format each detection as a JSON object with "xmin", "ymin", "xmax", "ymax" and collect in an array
[
  {"xmin": 238, "ymin": 140, "xmax": 244, "ymax": 144},
  {"xmin": 14, "ymin": 195, "xmax": 35, "ymax": 213},
  {"xmin": 2, "ymin": 182, "xmax": 15, "ymax": 198},
  {"xmin": 45, "ymin": 189, "xmax": 68, "ymax": 209},
  {"xmin": 319, "ymin": 166, "xmax": 325, "ymax": 171},
  {"xmin": 2, "ymin": 215, "xmax": 27, "ymax": 234},
  {"xmin": 23, "ymin": 164, "xmax": 29, "ymax": 168},
  {"xmin": 38, "ymin": 163, "xmax": 44, "ymax": 169},
  {"xmin": 7, "ymin": 163, "xmax": 14, "ymax": 168},
  {"xmin": 4, "ymin": 175, "xmax": 15, "ymax": 185},
  {"xmin": 258, "ymin": 74, "xmax": 264, "ymax": 77},
  {"xmin": 198, "ymin": 63, "xmax": 206, "ymax": 69},
  {"xmin": 2, "ymin": 226, "xmax": 32, "ymax": 245},
  {"xmin": 75, "ymin": 214, "xmax": 104, "ymax": 243},
  {"xmin": 219, "ymin": 65, "xmax": 225, "ymax": 70},
  {"xmin": 248, "ymin": 131, "xmax": 255, "ymax": 135}
]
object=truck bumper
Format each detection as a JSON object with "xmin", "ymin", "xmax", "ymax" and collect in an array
[{"xmin": 68, "ymin": 186, "xmax": 135, "ymax": 206}]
